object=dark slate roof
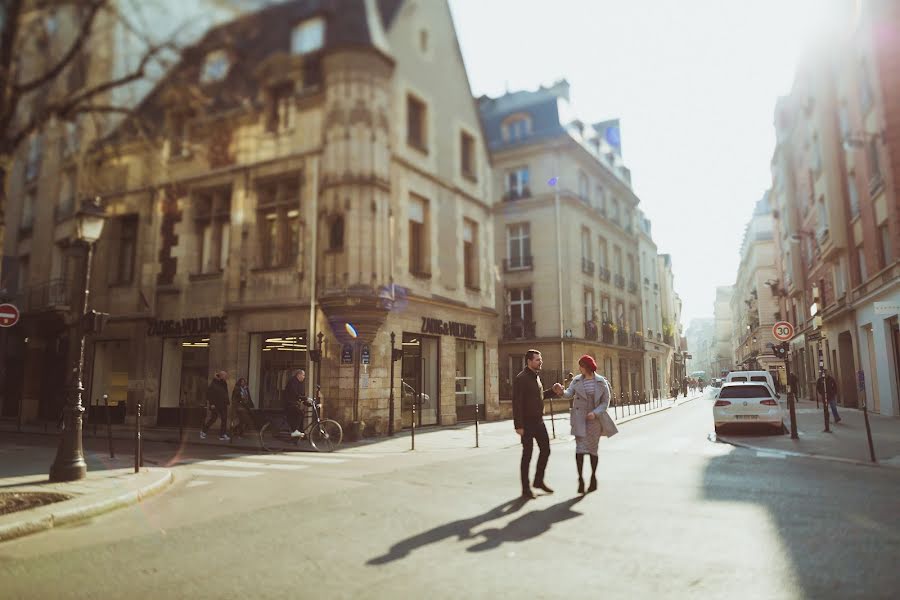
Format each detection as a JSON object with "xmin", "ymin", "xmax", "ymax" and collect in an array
[
  {"xmin": 110, "ymin": 0, "xmax": 403, "ymax": 143},
  {"xmin": 478, "ymin": 94, "xmax": 566, "ymax": 153}
]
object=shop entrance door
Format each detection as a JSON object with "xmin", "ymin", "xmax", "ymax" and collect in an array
[
  {"xmin": 401, "ymin": 333, "xmax": 438, "ymax": 427},
  {"xmin": 158, "ymin": 337, "xmax": 209, "ymax": 427}
]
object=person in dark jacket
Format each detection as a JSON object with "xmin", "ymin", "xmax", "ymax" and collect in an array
[
  {"xmin": 201, "ymin": 371, "xmax": 230, "ymax": 441},
  {"xmin": 282, "ymin": 369, "xmax": 307, "ymax": 438},
  {"xmin": 230, "ymin": 377, "xmax": 255, "ymax": 438},
  {"xmin": 816, "ymin": 371, "xmax": 841, "ymax": 423},
  {"xmin": 512, "ymin": 349, "xmax": 563, "ymax": 499}
]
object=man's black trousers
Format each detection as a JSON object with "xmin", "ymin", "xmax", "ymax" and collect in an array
[{"xmin": 520, "ymin": 421, "xmax": 550, "ymax": 491}]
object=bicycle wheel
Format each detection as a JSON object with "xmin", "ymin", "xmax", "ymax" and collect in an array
[
  {"xmin": 308, "ymin": 419, "xmax": 343, "ymax": 452},
  {"xmin": 259, "ymin": 422, "xmax": 278, "ymax": 452}
]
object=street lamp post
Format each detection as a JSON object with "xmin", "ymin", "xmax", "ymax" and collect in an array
[{"xmin": 50, "ymin": 198, "xmax": 107, "ymax": 482}]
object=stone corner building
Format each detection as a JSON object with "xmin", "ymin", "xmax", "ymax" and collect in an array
[{"xmin": 3, "ymin": 0, "xmax": 500, "ymax": 434}]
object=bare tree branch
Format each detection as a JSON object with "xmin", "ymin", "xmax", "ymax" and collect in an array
[{"xmin": 13, "ymin": 0, "xmax": 105, "ymax": 95}]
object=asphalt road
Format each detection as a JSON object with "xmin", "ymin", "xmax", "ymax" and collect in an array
[{"xmin": 2, "ymin": 394, "xmax": 899, "ymax": 599}]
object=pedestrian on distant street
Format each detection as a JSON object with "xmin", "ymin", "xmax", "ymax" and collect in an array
[
  {"xmin": 816, "ymin": 371, "xmax": 841, "ymax": 423},
  {"xmin": 682, "ymin": 376, "xmax": 689, "ymax": 398},
  {"xmin": 561, "ymin": 354, "xmax": 618, "ymax": 494},
  {"xmin": 201, "ymin": 371, "xmax": 230, "ymax": 441},
  {"xmin": 512, "ymin": 349, "xmax": 563, "ymax": 499},
  {"xmin": 230, "ymin": 377, "xmax": 255, "ymax": 438}
]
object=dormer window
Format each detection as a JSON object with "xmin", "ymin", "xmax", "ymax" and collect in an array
[
  {"xmin": 292, "ymin": 17, "xmax": 325, "ymax": 55},
  {"xmin": 200, "ymin": 50, "xmax": 230, "ymax": 83},
  {"xmin": 502, "ymin": 115, "xmax": 532, "ymax": 142}
]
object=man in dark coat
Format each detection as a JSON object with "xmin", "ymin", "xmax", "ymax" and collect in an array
[
  {"xmin": 283, "ymin": 369, "xmax": 307, "ymax": 438},
  {"xmin": 201, "ymin": 371, "xmax": 230, "ymax": 440},
  {"xmin": 816, "ymin": 370, "xmax": 841, "ymax": 423},
  {"xmin": 512, "ymin": 349, "xmax": 562, "ymax": 499}
]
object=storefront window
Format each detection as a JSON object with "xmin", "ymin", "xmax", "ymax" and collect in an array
[
  {"xmin": 158, "ymin": 336, "xmax": 209, "ymax": 426},
  {"xmin": 248, "ymin": 331, "xmax": 307, "ymax": 409},
  {"xmin": 401, "ymin": 334, "xmax": 439, "ymax": 427},
  {"xmin": 89, "ymin": 340, "xmax": 131, "ymax": 421},
  {"xmin": 455, "ymin": 339, "xmax": 484, "ymax": 421}
]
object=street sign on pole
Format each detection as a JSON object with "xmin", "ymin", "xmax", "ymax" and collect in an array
[
  {"xmin": 772, "ymin": 321, "xmax": 794, "ymax": 341},
  {"xmin": 0, "ymin": 303, "xmax": 20, "ymax": 328}
]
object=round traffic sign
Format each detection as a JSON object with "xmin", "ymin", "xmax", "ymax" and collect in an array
[
  {"xmin": 0, "ymin": 303, "xmax": 20, "ymax": 328},
  {"xmin": 773, "ymin": 321, "xmax": 794, "ymax": 341}
]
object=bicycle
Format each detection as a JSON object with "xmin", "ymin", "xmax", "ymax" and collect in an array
[{"xmin": 258, "ymin": 385, "xmax": 343, "ymax": 453}]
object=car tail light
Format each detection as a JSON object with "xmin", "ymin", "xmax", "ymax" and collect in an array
[
  {"xmin": 714, "ymin": 400, "xmax": 731, "ymax": 407},
  {"xmin": 760, "ymin": 399, "xmax": 778, "ymax": 406}
]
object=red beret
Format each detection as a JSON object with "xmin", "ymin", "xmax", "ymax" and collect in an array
[{"xmin": 578, "ymin": 354, "xmax": 597, "ymax": 372}]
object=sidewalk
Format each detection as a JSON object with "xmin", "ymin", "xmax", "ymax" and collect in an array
[
  {"xmin": 0, "ymin": 444, "xmax": 173, "ymax": 543},
  {"xmin": 716, "ymin": 398, "xmax": 900, "ymax": 469}
]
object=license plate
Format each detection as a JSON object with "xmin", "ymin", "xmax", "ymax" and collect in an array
[{"xmin": 734, "ymin": 415, "xmax": 759, "ymax": 420}]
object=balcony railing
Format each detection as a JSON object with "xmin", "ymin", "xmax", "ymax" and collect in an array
[
  {"xmin": 663, "ymin": 333, "xmax": 674, "ymax": 345},
  {"xmin": 616, "ymin": 331, "xmax": 630, "ymax": 346},
  {"xmin": 584, "ymin": 321, "xmax": 599, "ymax": 341},
  {"xmin": 614, "ymin": 274, "xmax": 625, "ymax": 289},
  {"xmin": 598, "ymin": 266, "xmax": 611, "ymax": 282},
  {"xmin": 503, "ymin": 319, "xmax": 535, "ymax": 340},
  {"xmin": 631, "ymin": 334, "xmax": 643, "ymax": 349},
  {"xmin": 653, "ymin": 283, "xmax": 659, "ymax": 291},
  {"xmin": 627, "ymin": 280, "xmax": 638, "ymax": 294},
  {"xmin": 581, "ymin": 258, "xmax": 595, "ymax": 276},
  {"xmin": 503, "ymin": 187, "xmax": 532, "ymax": 202},
  {"xmin": 503, "ymin": 256, "xmax": 533, "ymax": 272},
  {"xmin": 23, "ymin": 278, "xmax": 74, "ymax": 313}
]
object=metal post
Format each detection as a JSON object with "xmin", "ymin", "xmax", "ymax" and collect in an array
[
  {"xmin": 818, "ymin": 347, "xmax": 830, "ymax": 433},
  {"xmin": 612, "ymin": 389, "xmax": 617, "ymax": 420},
  {"xmin": 862, "ymin": 400, "xmax": 877, "ymax": 463},
  {"xmin": 134, "ymin": 402, "xmax": 142, "ymax": 473},
  {"xmin": 411, "ymin": 391, "xmax": 416, "ymax": 451},
  {"xmin": 548, "ymin": 386, "xmax": 556, "ymax": 439},
  {"xmin": 388, "ymin": 332, "xmax": 396, "ymax": 437},
  {"xmin": 50, "ymin": 242, "xmax": 94, "ymax": 482},
  {"xmin": 104, "ymin": 394, "xmax": 114, "ymax": 458},
  {"xmin": 474, "ymin": 402, "xmax": 480, "ymax": 448},
  {"xmin": 784, "ymin": 344, "xmax": 798, "ymax": 440}
]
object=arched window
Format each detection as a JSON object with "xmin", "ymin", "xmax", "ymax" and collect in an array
[{"xmin": 329, "ymin": 215, "xmax": 344, "ymax": 251}]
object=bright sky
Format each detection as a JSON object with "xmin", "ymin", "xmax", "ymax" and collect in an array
[{"xmin": 449, "ymin": 0, "xmax": 852, "ymax": 327}]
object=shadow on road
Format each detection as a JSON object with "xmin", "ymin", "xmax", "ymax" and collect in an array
[
  {"xmin": 465, "ymin": 495, "xmax": 586, "ymax": 552},
  {"xmin": 367, "ymin": 496, "xmax": 531, "ymax": 565}
]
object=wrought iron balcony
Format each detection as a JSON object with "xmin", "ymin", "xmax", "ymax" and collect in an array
[
  {"xmin": 503, "ymin": 319, "xmax": 536, "ymax": 340},
  {"xmin": 23, "ymin": 279, "xmax": 74, "ymax": 313},
  {"xmin": 584, "ymin": 321, "xmax": 599, "ymax": 341},
  {"xmin": 598, "ymin": 267, "xmax": 611, "ymax": 282},
  {"xmin": 502, "ymin": 187, "xmax": 532, "ymax": 202},
  {"xmin": 617, "ymin": 331, "xmax": 630, "ymax": 346},
  {"xmin": 614, "ymin": 274, "xmax": 625, "ymax": 289},
  {"xmin": 581, "ymin": 258, "xmax": 595, "ymax": 276},
  {"xmin": 503, "ymin": 256, "xmax": 533, "ymax": 272},
  {"xmin": 628, "ymin": 280, "xmax": 638, "ymax": 294}
]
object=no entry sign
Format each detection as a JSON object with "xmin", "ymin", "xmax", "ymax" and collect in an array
[
  {"xmin": 772, "ymin": 321, "xmax": 794, "ymax": 341},
  {"xmin": 0, "ymin": 303, "xmax": 20, "ymax": 328}
]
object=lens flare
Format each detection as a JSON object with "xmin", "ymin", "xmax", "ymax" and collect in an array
[{"xmin": 345, "ymin": 322, "xmax": 358, "ymax": 338}]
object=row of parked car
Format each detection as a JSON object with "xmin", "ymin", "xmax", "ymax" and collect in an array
[{"xmin": 712, "ymin": 371, "xmax": 786, "ymax": 435}]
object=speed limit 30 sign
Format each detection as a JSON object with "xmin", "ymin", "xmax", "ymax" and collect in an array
[{"xmin": 773, "ymin": 321, "xmax": 794, "ymax": 341}]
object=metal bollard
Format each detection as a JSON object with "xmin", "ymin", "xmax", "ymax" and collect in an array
[
  {"xmin": 548, "ymin": 392, "xmax": 556, "ymax": 439},
  {"xmin": 612, "ymin": 392, "xmax": 618, "ymax": 420},
  {"xmin": 411, "ymin": 394, "xmax": 417, "ymax": 451},
  {"xmin": 474, "ymin": 402, "xmax": 480, "ymax": 448},
  {"xmin": 134, "ymin": 402, "xmax": 142, "ymax": 473},
  {"xmin": 104, "ymin": 394, "xmax": 114, "ymax": 458}
]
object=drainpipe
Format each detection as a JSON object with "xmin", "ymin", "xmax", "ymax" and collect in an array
[
  {"xmin": 553, "ymin": 151, "xmax": 565, "ymax": 375},
  {"xmin": 308, "ymin": 158, "xmax": 319, "ymax": 383}
]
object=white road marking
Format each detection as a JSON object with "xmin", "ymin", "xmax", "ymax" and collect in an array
[
  {"xmin": 756, "ymin": 451, "xmax": 786, "ymax": 459},
  {"xmin": 179, "ymin": 459, "xmax": 309, "ymax": 471},
  {"xmin": 188, "ymin": 468, "xmax": 264, "ymax": 478},
  {"xmin": 222, "ymin": 453, "xmax": 345, "ymax": 464},
  {"xmin": 186, "ymin": 480, "xmax": 211, "ymax": 488}
]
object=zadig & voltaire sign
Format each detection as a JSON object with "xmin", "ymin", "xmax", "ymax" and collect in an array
[
  {"xmin": 420, "ymin": 317, "xmax": 476, "ymax": 339},
  {"xmin": 147, "ymin": 316, "xmax": 228, "ymax": 337}
]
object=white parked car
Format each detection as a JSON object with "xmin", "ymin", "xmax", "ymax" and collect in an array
[{"xmin": 713, "ymin": 382, "xmax": 785, "ymax": 434}]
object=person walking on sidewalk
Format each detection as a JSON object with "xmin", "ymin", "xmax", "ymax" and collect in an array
[
  {"xmin": 816, "ymin": 371, "xmax": 841, "ymax": 423},
  {"xmin": 512, "ymin": 349, "xmax": 563, "ymax": 499},
  {"xmin": 561, "ymin": 354, "xmax": 618, "ymax": 494},
  {"xmin": 201, "ymin": 371, "xmax": 230, "ymax": 441},
  {"xmin": 230, "ymin": 377, "xmax": 255, "ymax": 438},
  {"xmin": 283, "ymin": 369, "xmax": 307, "ymax": 439}
]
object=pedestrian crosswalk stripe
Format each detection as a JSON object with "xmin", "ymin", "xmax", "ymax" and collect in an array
[
  {"xmin": 189, "ymin": 468, "xmax": 264, "ymax": 478},
  {"xmin": 189, "ymin": 459, "xmax": 309, "ymax": 471},
  {"xmin": 186, "ymin": 480, "xmax": 211, "ymax": 488},
  {"xmin": 222, "ymin": 453, "xmax": 344, "ymax": 464}
]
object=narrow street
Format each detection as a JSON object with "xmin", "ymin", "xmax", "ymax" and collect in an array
[{"xmin": 2, "ymin": 395, "xmax": 898, "ymax": 599}]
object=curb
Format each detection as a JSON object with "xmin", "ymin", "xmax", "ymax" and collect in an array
[
  {"xmin": 0, "ymin": 468, "xmax": 174, "ymax": 543},
  {"xmin": 714, "ymin": 436, "xmax": 892, "ymax": 470}
]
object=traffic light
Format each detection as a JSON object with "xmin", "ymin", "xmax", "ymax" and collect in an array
[
  {"xmin": 308, "ymin": 349, "xmax": 322, "ymax": 363},
  {"xmin": 83, "ymin": 310, "xmax": 109, "ymax": 335},
  {"xmin": 773, "ymin": 342, "xmax": 788, "ymax": 359},
  {"xmin": 391, "ymin": 348, "xmax": 403, "ymax": 362}
]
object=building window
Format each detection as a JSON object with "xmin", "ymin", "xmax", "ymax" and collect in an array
[
  {"xmin": 578, "ymin": 171, "xmax": 590, "ymax": 203},
  {"xmin": 114, "ymin": 215, "xmax": 138, "ymax": 285},
  {"xmin": 601, "ymin": 296, "xmax": 611, "ymax": 323},
  {"xmin": 598, "ymin": 237, "xmax": 608, "ymax": 270},
  {"xmin": 595, "ymin": 186, "xmax": 606, "ymax": 214},
  {"xmin": 848, "ymin": 173, "xmax": 860, "ymax": 218},
  {"xmin": 195, "ymin": 189, "xmax": 230, "ymax": 274},
  {"xmin": 257, "ymin": 178, "xmax": 301, "ymax": 269},
  {"xmin": 507, "ymin": 223, "xmax": 531, "ymax": 269},
  {"xmin": 328, "ymin": 215, "xmax": 344, "ymax": 251},
  {"xmin": 505, "ymin": 166, "xmax": 530, "ymax": 200},
  {"xmin": 200, "ymin": 50, "xmax": 230, "ymax": 83},
  {"xmin": 407, "ymin": 95, "xmax": 427, "ymax": 152},
  {"xmin": 878, "ymin": 224, "xmax": 892, "ymax": 269},
  {"xmin": 616, "ymin": 301, "xmax": 626, "ymax": 328},
  {"xmin": 20, "ymin": 189, "xmax": 35, "ymax": 232},
  {"xmin": 613, "ymin": 246, "xmax": 623, "ymax": 277},
  {"xmin": 857, "ymin": 244, "xmax": 867, "ymax": 283},
  {"xmin": 248, "ymin": 331, "xmax": 308, "ymax": 410},
  {"xmin": 627, "ymin": 254, "xmax": 636, "ymax": 282},
  {"xmin": 463, "ymin": 218, "xmax": 478, "ymax": 289},
  {"xmin": 461, "ymin": 132, "xmax": 476, "ymax": 180},
  {"xmin": 629, "ymin": 306, "xmax": 638, "ymax": 333},
  {"xmin": 25, "ymin": 134, "xmax": 42, "ymax": 182},
  {"xmin": 56, "ymin": 167, "xmax": 76, "ymax": 221},
  {"xmin": 18, "ymin": 255, "xmax": 30, "ymax": 294},
  {"xmin": 502, "ymin": 115, "xmax": 531, "ymax": 142},
  {"xmin": 859, "ymin": 59, "xmax": 874, "ymax": 114},
  {"xmin": 61, "ymin": 120, "xmax": 80, "ymax": 158},
  {"xmin": 267, "ymin": 82, "xmax": 294, "ymax": 133},
  {"xmin": 611, "ymin": 197, "xmax": 621, "ymax": 223},
  {"xmin": 868, "ymin": 138, "xmax": 882, "ymax": 190},
  {"xmin": 584, "ymin": 288, "xmax": 595, "ymax": 324},
  {"xmin": 508, "ymin": 287, "xmax": 533, "ymax": 323},
  {"xmin": 291, "ymin": 17, "xmax": 325, "ymax": 55},
  {"xmin": 169, "ymin": 113, "xmax": 189, "ymax": 158},
  {"xmin": 409, "ymin": 195, "xmax": 430, "ymax": 277}
]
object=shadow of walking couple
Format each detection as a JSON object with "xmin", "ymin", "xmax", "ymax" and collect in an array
[{"xmin": 367, "ymin": 495, "xmax": 586, "ymax": 565}]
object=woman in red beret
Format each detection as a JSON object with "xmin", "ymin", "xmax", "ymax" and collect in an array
[{"xmin": 560, "ymin": 354, "xmax": 618, "ymax": 493}]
